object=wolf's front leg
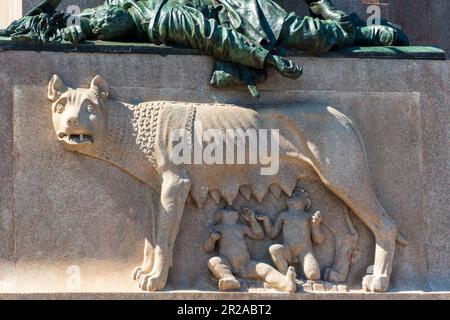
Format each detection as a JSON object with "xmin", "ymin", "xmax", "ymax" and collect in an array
[{"xmin": 139, "ymin": 170, "xmax": 191, "ymax": 291}]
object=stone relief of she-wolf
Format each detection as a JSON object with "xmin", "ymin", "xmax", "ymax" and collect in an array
[{"xmin": 48, "ymin": 74, "xmax": 406, "ymax": 292}]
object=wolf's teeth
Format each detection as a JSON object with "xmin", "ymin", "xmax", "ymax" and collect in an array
[{"xmin": 80, "ymin": 134, "xmax": 84, "ymax": 142}]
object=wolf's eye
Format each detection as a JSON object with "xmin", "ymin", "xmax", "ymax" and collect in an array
[{"xmin": 55, "ymin": 104, "xmax": 65, "ymax": 113}]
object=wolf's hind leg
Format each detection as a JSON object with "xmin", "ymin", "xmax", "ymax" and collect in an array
[{"xmin": 132, "ymin": 239, "xmax": 155, "ymax": 281}]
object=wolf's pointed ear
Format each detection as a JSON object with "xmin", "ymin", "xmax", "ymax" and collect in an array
[
  {"xmin": 48, "ymin": 75, "xmax": 68, "ymax": 102},
  {"xmin": 90, "ymin": 75, "xmax": 109, "ymax": 99}
]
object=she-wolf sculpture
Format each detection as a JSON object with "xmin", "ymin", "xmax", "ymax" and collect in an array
[{"xmin": 48, "ymin": 74, "xmax": 405, "ymax": 292}]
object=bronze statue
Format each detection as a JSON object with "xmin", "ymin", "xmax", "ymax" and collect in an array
[{"xmin": 1, "ymin": 0, "xmax": 409, "ymax": 96}]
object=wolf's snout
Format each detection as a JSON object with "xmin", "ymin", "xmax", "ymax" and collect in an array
[{"xmin": 67, "ymin": 116, "xmax": 80, "ymax": 127}]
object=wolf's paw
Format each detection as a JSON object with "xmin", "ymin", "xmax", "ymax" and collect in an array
[
  {"xmin": 132, "ymin": 266, "xmax": 151, "ymax": 281},
  {"xmin": 362, "ymin": 274, "xmax": 389, "ymax": 292},
  {"xmin": 138, "ymin": 271, "xmax": 168, "ymax": 292}
]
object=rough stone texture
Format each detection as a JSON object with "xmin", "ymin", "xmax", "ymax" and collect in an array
[
  {"xmin": 0, "ymin": 50, "xmax": 448, "ymax": 294},
  {"xmin": 3, "ymin": 292, "xmax": 450, "ymax": 300},
  {"xmin": 0, "ymin": 75, "xmax": 13, "ymax": 262},
  {"xmin": 389, "ymin": 0, "xmax": 450, "ymax": 54},
  {"xmin": 20, "ymin": 0, "xmax": 450, "ymax": 54}
]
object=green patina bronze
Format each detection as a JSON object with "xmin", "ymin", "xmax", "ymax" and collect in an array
[{"xmin": 0, "ymin": 0, "xmax": 412, "ymax": 97}]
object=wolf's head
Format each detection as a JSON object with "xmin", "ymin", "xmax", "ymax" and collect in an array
[{"xmin": 48, "ymin": 74, "xmax": 109, "ymax": 154}]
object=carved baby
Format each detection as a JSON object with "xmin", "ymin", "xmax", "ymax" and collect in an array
[
  {"xmin": 257, "ymin": 188, "xmax": 324, "ymax": 281},
  {"xmin": 203, "ymin": 207, "xmax": 297, "ymax": 293}
]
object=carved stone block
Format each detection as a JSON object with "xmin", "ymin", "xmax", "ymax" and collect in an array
[{"xmin": 0, "ymin": 49, "xmax": 448, "ymax": 297}]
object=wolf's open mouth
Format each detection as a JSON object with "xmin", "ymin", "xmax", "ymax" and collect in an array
[{"xmin": 58, "ymin": 133, "xmax": 94, "ymax": 144}]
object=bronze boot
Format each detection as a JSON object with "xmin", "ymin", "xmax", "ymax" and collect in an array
[
  {"xmin": 354, "ymin": 25, "xmax": 410, "ymax": 46},
  {"xmin": 306, "ymin": 0, "xmax": 349, "ymax": 22}
]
